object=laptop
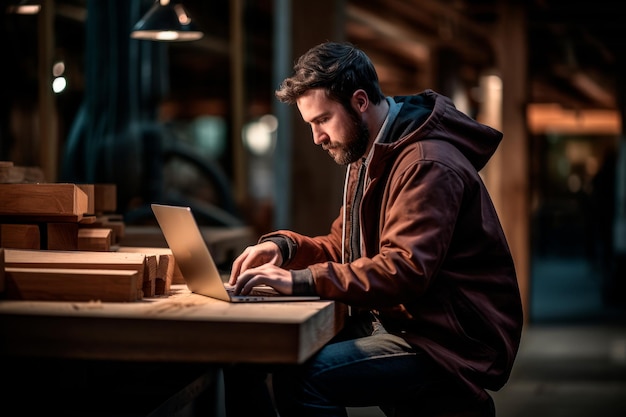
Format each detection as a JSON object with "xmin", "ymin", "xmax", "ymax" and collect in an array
[{"xmin": 151, "ymin": 203, "xmax": 320, "ymax": 302}]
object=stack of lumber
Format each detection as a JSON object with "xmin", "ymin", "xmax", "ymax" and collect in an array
[
  {"xmin": 0, "ymin": 161, "xmax": 180, "ymax": 302},
  {"xmin": 3, "ymin": 249, "xmax": 145, "ymax": 302},
  {"xmin": 0, "ymin": 161, "xmax": 122, "ymax": 251},
  {"xmin": 1, "ymin": 247, "xmax": 180, "ymax": 302},
  {"xmin": 0, "ymin": 182, "xmax": 124, "ymax": 250}
]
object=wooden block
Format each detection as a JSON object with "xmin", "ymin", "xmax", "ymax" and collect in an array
[
  {"xmin": 6, "ymin": 248, "xmax": 146, "ymax": 299},
  {"xmin": 0, "ymin": 224, "xmax": 41, "ymax": 249},
  {"xmin": 78, "ymin": 216, "xmax": 98, "ymax": 224},
  {"xmin": 84, "ymin": 215, "xmax": 125, "ymax": 244},
  {"xmin": 0, "ymin": 183, "xmax": 89, "ymax": 221},
  {"xmin": 142, "ymin": 254, "xmax": 158, "ymax": 297},
  {"xmin": 117, "ymin": 246, "xmax": 184, "ymax": 287},
  {"xmin": 47, "ymin": 223, "xmax": 79, "ymax": 250},
  {"xmin": 155, "ymin": 253, "xmax": 175, "ymax": 295},
  {"xmin": 78, "ymin": 228, "xmax": 112, "ymax": 252},
  {"xmin": 94, "ymin": 184, "xmax": 117, "ymax": 214},
  {"xmin": 5, "ymin": 249, "xmax": 146, "ymax": 283},
  {"xmin": 4, "ymin": 267, "xmax": 138, "ymax": 302},
  {"xmin": 76, "ymin": 184, "xmax": 95, "ymax": 215}
]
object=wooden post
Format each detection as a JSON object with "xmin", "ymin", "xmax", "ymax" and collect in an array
[
  {"xmin": 283, "ymin": 1, "xmax": 346, "ymax": 235},
  {"xmin": 482, "ymin": 1, "xmax": 531, "ymax": 322},
  {"xmin": 38, "ymin": 0, "xmax": 58, "ymax": 182},
  {"xmin": 230, "ymin": 0, "xmax": 247, "ymax": 208}
]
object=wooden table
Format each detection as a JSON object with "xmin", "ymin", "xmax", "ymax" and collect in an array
[
  {"xmin": 0, "ymin": 285, "xmax": 346, "ymax": 416},
  {"xmin": 0, "ymin": 285, "xmax": 344, "ymax": 364}
]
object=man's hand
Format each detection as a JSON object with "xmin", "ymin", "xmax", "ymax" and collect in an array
[
  {"xmin": 229, "ymin": 241, "xmax": 290, "ymax": 294},
  {"xmin": 232, "ymin": 263, "xmax": 294, "ymax": 295}
]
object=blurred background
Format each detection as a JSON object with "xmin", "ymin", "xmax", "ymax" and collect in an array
[{"xmin": 1, "ymin": 0, "xmax": 625, "ymax": 332}]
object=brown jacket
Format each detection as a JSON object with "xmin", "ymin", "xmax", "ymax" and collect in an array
[{"xmin": 262, "ymin": 90, "xmax": 523, "ymax": 400}]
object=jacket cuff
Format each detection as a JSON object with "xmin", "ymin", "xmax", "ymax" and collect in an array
[
  {"xmin": 259, "ymin": 235, "xmax": 297, "ymax": 266},
  {"xmin": 291, "ymin": 269, "xmax": 317, "ymax": 295}
]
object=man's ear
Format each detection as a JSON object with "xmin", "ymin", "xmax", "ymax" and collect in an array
[{"xmin": 351, "ymin": 89, "xmax": 369, "ymax": 112}]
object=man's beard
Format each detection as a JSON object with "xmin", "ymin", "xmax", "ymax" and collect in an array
[{"xmin": 327, "ymin": 108, "xmax": 370, "ymax": 165}]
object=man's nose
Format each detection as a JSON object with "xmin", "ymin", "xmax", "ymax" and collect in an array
[{"xmin": 312, "ymin": 127, "xmax": 327, "ymax": 145}]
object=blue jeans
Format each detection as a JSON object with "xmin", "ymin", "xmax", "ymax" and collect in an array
[
  {"xmin": 271, "ymin": 313, "xmax": 453, "ymax": 417},
  {"xmin": 224, "ymin": 313, "xmax": 492, "ymax": 417}
]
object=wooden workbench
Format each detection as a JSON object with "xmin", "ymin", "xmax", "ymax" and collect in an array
[
  {"xmin": 0, "ymin": 285, "xmax": 346, "ymax": 416},
  {"xmin": 0, "ymin": 285, "xmax": 344, "ymax": 364}
]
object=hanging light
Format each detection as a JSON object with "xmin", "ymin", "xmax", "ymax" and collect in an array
[
  {"xmin": 131, "ymin": 0, "xmax": 203, "ymax": 42},
  {"xmin": 5, "ymin": 0, "xmax": 41, "ymax": 14}
]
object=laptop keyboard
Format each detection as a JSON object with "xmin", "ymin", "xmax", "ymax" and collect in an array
[{"xmin": 224, "ymin": 283, "xmax": 280, "ymax": 297}]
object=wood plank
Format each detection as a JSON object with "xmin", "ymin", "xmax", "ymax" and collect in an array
[
  {"xmin": 5, "ymin": 248, "xmax": 146, "ymax": 277},
  {"xmin": 93, "ymin": 183, "xmax": 117, "ymax": 214},
  {"xmin": 89, "ymin": 214, "xmax": 125, "ymax": 244},
  {"xmin": 116, "ymin": 247, "xmax": 176, "ymax": 256},
  {"xmin": 117, "ymin": 247, "xmax": 184, "ymax": 286},
  {"xmin": 76, "ymin": 184, "xmax": 95, "ymax": 215},
  {"xmin": 0, "ymin": 224, "xmax": 40, "ymax": 249},
  {"xmin": 47, "ymin": 222, "xmax": 79, "ymax": 250},
  {"xmin": 0, "ymin": 287, "xmax": 345, "ymax": 363},
  {"xmin": 78, "ymin": 228, "xmax": 112, "ymax": 252},
  {"xmin": 5, "ymin": 248, "xmax": 148, "ymax": 299},
  {"xmin": 142, "ymin": 254, "xmax": 158, "ymax": 297},
  {"xmin": 78, "ymin": 216, "xmax": 98, "ymax": 224},
  {"xmin": 4, "ymin": 267, "xmax": 138, "ymax": 302},
  {"xmin": 156, "ymin": 253, "xmax": 175, "ymax": 295},
  {"xmin": 0, "ymin": 183, "xmax": 89, "ymax": 221}
]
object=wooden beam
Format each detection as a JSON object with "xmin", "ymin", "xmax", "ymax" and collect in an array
[
  {"xmin": 76, "ymin": 184, "xmax": 95, "ymax": 215},
  {"xmin": 47, "ymin": 222, "xmax": 79, "ymax": 250},
  {"xmin": 0, "ymin": 224, "xmax": 41, "ymax": 250},
  {"xmin": 78, "ymin": 228, "xmax": 112, "ymax": 252},
  {"xmin": 156, "ymin": 253, "xmax": 176, "ymax": 295},
  {"xmin": 142, "ymin": 254, "xmax": 158, "ymax": 298},
  {"xmin": 230, "ymin": 0, "xmax": 247, "ymax": 207},
  {"xmin": 483, "ymin": 1, "xmax": 531, "ymax": 322},
  {"xmin": 5, "ymin": 249, "xmax": 149, "ymax": 300},
  {"xmin": 0, "ymin": 183, "xmax": 89, "ymax": 220},
  {"xmin": 93, "ymin": 184, "xmax": 117, "ymax": 214},
  {"xmin": 5, "ymin": 267, "xmax": 139, "ymax": 302},
  {"xmin": 38, "ymin": 0, "xmax": 58, "ymax": 182}
]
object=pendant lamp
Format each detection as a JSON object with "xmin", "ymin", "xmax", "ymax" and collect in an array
[
  {"xmin": 5, "ymin": 0, "xmax": 41, "ymax": 14},
  {"xmin": 131, "ymin": 0, "xmax": 203, "ymax": 42}
]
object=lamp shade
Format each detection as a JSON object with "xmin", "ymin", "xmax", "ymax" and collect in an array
[
  {"xmin": 5, "ymin": 0, "xmax": 41, "ymax": 14},
  {"xmin": 131, "ymin": 0, "xmax": 203, "ymax": 42}
]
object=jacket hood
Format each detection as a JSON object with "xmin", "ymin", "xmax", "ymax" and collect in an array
[{"xmin": 389, "ymin": 90, "xmax": 503, "ymax": 171}]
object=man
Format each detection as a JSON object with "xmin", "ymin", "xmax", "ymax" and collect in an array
[{"xmin": 228, "ymin": 41, "xmax": 523, "ymax": 417}]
